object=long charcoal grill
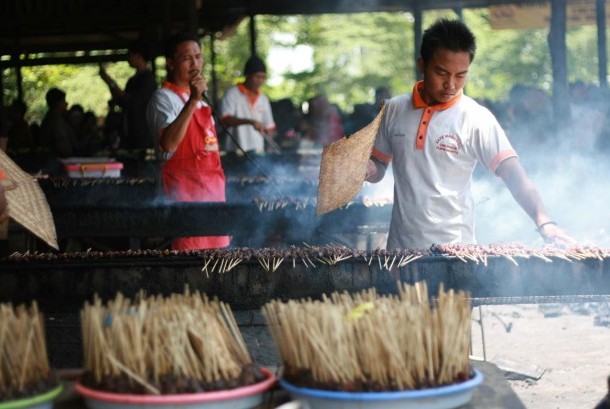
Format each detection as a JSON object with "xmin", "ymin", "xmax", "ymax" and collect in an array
[
  {"xmin": 39, "ymin": 174, "xmax": 382, "ymax": 248},
  {"xmin": 39, "ymin": 175, "xmax": 320, "ymax": 205},
  {"xmin": 48, "ymin": 200, "xmax": 391, "ymax": 247},
  {"xmin": 2, "ymin": 244, "xmax": 609, "ymax": 368},
  {"xmin": 3, "ymin": 245, "xmax": 610, "ymax": 310}
]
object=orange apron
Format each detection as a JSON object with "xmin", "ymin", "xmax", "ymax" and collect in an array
[{"xmin": 162, "ymin": 83, "xmax": 230, "ymax": 249}]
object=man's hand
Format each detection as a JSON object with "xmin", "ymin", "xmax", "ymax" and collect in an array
[
  {"xmin": 250, "ymin": 120, "xmax": 267, "ymax": 134},
  {"xmin": 189, "ymin": 76, "xmax": 208, "ymax": 103},
  {"xmin": 365, "ymin": 159, "xmax": 377, "ymax": 180},
  {"xmin": 538, "ymin": 222, "xmax": 575, "ymax": 247}
]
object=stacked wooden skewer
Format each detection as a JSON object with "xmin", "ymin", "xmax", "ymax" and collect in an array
[
  {"xmin": 262, "ymin": 281, "xmax": 472, "ymax": 392},
  {"xmin": 80, "ymin": 288, "xmax": 262, "ymax": 394},
  {"xmin": 0, "ymin": 301, "xmax": 55, "ymax": 401}
]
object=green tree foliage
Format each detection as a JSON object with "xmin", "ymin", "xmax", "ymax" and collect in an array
[
  {"xmin": 1, "ymin": 8, "xmax": 607, "ymax": 125},
  {"xmin": 464, "ymin": 11, "xmax": 551, "ymax": 100},
  {"xmin": 3, "ymin": 59, "xmax": 132, "ymax": 124}
]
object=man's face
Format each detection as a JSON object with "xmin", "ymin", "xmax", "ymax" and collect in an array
[
  {"xmin": 418, "ymin": 48, "xmax": 471, "ymax": 105},
  {"xmin": 127, "ymin": 51, "xmax": 138, "ymax": 68},
  {"xmin": 168, "ymin": 40, "xmax": 203, "ymax": 86},
  {"xmin": 245, "ymin": 72, "xmax": 266, "ymax": 91}
]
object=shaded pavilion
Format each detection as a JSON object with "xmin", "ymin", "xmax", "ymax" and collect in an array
[{"xmin": 0, "ymin": 0, "xmax": 607, "ymax": 124}]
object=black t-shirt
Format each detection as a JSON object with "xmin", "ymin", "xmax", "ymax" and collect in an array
[{"xmin": 121, "ymin": 69, "xmax": 157, "ymax": 149}]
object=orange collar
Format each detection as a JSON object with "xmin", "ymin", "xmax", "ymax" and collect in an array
[
  {"xmin": 412, "ymin": 80, "xmax": 461, "ymax": 111},
  {"xmin": 163, "ymin": 81, "xmax": 190, "ymax": 96},
  {"xmin": 238, "ymin": 83, "xmax": 260, "ymax": 106},
  {"xmin": 412, "ymin": 81, "xmax": 461, "ymax": 150}
]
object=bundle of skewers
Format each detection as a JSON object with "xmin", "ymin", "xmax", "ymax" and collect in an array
[
  {"xmin": 79, "ymin": 288, "xmax": 265, "ymax": 394},
  {"xmin": 263, "ymin": 281, "xmax": 472, "ymax": 392},
  {"xmin": 0, "ymin": 301, "xmax": 57, "ymax": 402}
]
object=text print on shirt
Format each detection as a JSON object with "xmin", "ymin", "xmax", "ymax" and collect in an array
[{"xmin": 435, "ymin": 133, "xmax": 462, "ymax": 154}]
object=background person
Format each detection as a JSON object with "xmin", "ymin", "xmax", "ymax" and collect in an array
[
  {"xmin": 6, "ymin": 99, "xmax": 34, "ymax": 155},
  {"xmin": 220, "ymin": 55, "xmax": 276, "ymax": 154},
  {"xmin": 100, "ymin": 38, "xmax": 157, "ymax": 150},
  {"xmin": 146, "ymin": 32, "xmax": 229, "ymax": 250},
  {"xmin": 38, "ymin": 87, "xmax": 76, "ymax": 175},
  {"xmin": 365, "ymin": 18, "xmax": 573, "ymax": 250},
  {"xmin": 301, "ymin": 93, "xmax": 344, "ymax": 147}
]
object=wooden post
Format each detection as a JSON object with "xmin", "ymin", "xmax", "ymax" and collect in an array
[
  {"xmin": 187, "ymin": 0, "xmax": 198, "ymax": 34},
  {"xmin": 210, "ymin": 34, "xmax": 219, "ymax": 108},
  {"xmin": 0, "ymin": 66, "xmax": 4, "ymax": 107},
  {"xmin": 549, "ymin": 0, "xmax": 571, "ymax": 126},
  {"xmin": 413, "ymin": 0, "xmax": 423, "ymax": 81},
  {"xmin": 249, "ymin": 14, "xmax": 257, "ymax": 56},
  {"xmin": 596, "ymin": 0, "xmax": 607, "ymax": 89}
]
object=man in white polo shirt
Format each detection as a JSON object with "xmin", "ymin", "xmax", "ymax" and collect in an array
[
  {"xmin": 365, "ymin": 18, "xmax": 573, "ymax": 250},
  {"xmin": 220, "ymin": 55, "xmax": 276, "ymax": 154}
]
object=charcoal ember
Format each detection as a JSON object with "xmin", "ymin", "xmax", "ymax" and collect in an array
[
  {"xmin": 80, "ymin": 365, "xmax": 263, "ymax": 395},
  {"xmin": 0, "ymin": 377, "xmax": 58, "ymax": 403},
  {"xmin": 240, "ymin": 364, "xmax": 264, "ymax": 384},
  {"xmin": 282, "ymin": 365, "xmax": 474, "ymax": 393},
  {"xmin": 283, "ymin": 367, "xmax": 313, "ymax": 386}
]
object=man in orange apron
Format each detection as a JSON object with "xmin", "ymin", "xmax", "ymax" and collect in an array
[{"xmin": 146, "ymin": 32, "xmax": 229, "ymax": 250}]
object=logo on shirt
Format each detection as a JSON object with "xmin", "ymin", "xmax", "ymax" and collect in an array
[
  {"xmin": 204, "ymin": 130, "xmax": 219, "ymax": 151},
  {"xmin": 434, "ymin": 134, "xmax": 462, "ymax": 154}
]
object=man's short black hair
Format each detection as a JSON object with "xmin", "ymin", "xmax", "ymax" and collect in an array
[
  {"xmin": 420, "ymin": 19, "xmax": 476, "ymax": 66},
  {"xmin": 243, "ymin": 55, "xmax": 267, "ymax": 75},
  {"xmin": 129, "ymin": 38, "xmax": 154, "ymax": 62},
  {"xmin": 163, "ymin": 32, "xmax": 200, "ymax": 60}
]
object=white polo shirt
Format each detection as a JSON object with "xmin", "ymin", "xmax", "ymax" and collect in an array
[
  {"xmin": 220, "ymin": 84, "xmax": 276, "ymax": 154},
  {"xmin": 146, "ymin": 82, "xmax": 213, "ymax": 161},
  {"xmin": 373, "ymin": 81, "xmax": 517, "ymax": 249}
]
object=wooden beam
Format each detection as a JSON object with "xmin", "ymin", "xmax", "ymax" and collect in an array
[{"xmin": 0, "ymin": 53, "xmax": 128, "ymax": 69}]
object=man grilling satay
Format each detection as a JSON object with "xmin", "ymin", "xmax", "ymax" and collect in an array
[
  {"xmin": 146, "ymin": 32, "xmax": 230, "ymax": 250},
  {"xmin": 365, "ymin": 18, "xmax": 573, "ymax": 250}
]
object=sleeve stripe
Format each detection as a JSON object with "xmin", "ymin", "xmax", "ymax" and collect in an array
[
  {"xmin": 372, "ymin": 147, "xmax": 392, "ymax": 163},
  {"xmin": 489, "ymin": 149, "xmax": 518, "ymax": 174}
]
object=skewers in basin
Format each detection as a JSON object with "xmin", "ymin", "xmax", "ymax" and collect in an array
[
  {"xmin": 76, "ymin": 288, "xmax": 276, "ymax": 409},
  {"xmin": 0, "ymin": 302, "xmax": 62, "ymax": 409},
  {"xmin": 263, "ymin": 281, "xmax": 482, "ymax": 409}
]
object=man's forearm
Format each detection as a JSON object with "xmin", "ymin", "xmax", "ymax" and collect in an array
[
  {"xmin": 159, "ymin": 100, "xmax": 197, "ymax": 152},
  {"xmin": 221, "ymin": 116, "xmax": 254, "ymax": 127}
]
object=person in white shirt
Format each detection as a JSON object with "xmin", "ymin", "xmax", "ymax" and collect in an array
[
  {"xmin": 365, "ymin": 18, "xmax": 573, "ymax": 250},
  {"xmin": 220, "ymin": 55, "xmax": 276, "ymax": 154}
]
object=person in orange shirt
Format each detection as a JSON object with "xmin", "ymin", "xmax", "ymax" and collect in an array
[
  {"xmin": 365, "ymin": 18, "xmax": 573, "ymax": 249},
  {"xmin": 146, "ymin": 32, "xmax": 229, "ymax": 250},
  {"xmin": 220, "ymin": 55, "xmax": 276, "ymax": 154}
]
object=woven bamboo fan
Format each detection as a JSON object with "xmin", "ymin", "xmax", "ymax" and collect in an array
[
  {"xmin": 316, "ymin": 102, "xmax": 386, "ymax": 216},
  {"xmin": 0, "ymin": 150, "xmax": 58, "ymax": 249}
]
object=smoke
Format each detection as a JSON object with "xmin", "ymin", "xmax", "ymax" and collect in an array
[
  {"xmin": 352, "ymin": 96, "xmax": 610, "ymax": 248},
  {"xmin": 474, "ymin": 130, "xmax": 610, "ymax": 247},
  {"xmin": 149, "ymin": 96, "xmax": 610, "ymax": 250}
]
